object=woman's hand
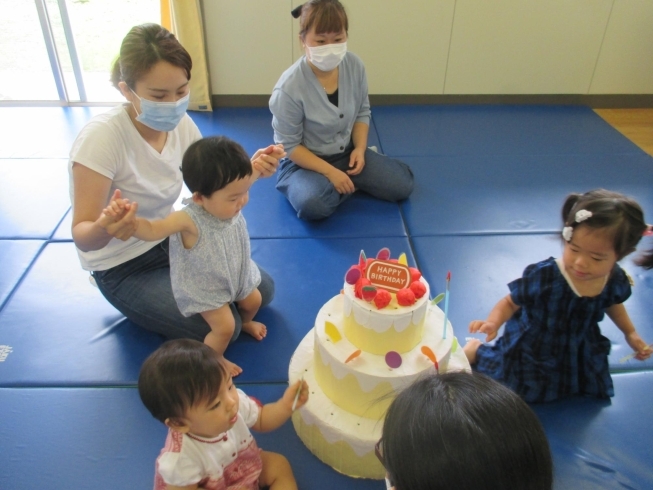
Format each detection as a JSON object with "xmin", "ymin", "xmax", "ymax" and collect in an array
[
  {"xmin": 325, "ymin": 167, "xmax": 355, "ymax": 194},
  {"xmin": 252, "ymin": 144, "xmax": 286, "ymax": 178},
  {"xmin": 468, "ymin": 320, "xmax": 500, "ymax": 343},
  {"xmin": 347, "ymin": 147, "xmax": 366, "ymax": 176}
]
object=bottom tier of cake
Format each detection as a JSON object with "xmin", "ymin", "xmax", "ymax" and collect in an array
[{"xmin": 289, "ymin": 328, "xmax": 471, "ymax": 479}]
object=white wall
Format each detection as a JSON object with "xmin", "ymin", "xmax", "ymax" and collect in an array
[{"xmin": 202, "ymin": 0, "xmax": 653, "ymax": 96}]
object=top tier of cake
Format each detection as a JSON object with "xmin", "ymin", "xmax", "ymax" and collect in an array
[
  {"xmin": 342, "ymin": 277, "xmax": 430, "ymax": 355},
  {"xmin": 342, "ymin": 249, "xmax": 431, "ymax": 355}
]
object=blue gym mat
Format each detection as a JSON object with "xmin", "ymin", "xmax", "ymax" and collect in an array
[
  {"xmin": 1, "ymin": 105, "xmax": 652, "ymax": 490},
  {"xmin": 245, "ymin": 182, "xmax": 407, "ymax": 238},
  {"xmin": 1, "ymin": 375, "xmax": 650, "ymax": 490},
  {"xmin": 0, "ymin": 384, "xmax": 385, "ymax": 490},
  {"xmin": 371, "ymin": 105, "xmax": 645, "ymax": 157},
  {"xmin": 0, "ymin": 242, "xmax": 162, "ymax": 387},
  {"xmin": 0, "ymin": 240, "xmax": 44, "ymax": 310},
  {"xmin": 0, "ymin": 107, "xmax": 106, "ymax": 159},
  {"xmin": 51, "ymin": 209, "xmax": 73, "ymax": 241},
  {"xmin": 532, "ymin": 371, "xmax": 653, "ymax": 489},
  {"xmin": 412, "ymin": 234, "xmax": 653, "ymax": 372},
  {"xmin": 0, "ymin": 237, "xmax": 415, "ymax": 387},
  {"xmin": 0, "ymin": 159, "xmax": 71, "ymax": 239},
  {"xmin": 400, "ymin": 152, "xmax": 653, "ymax": 236}
]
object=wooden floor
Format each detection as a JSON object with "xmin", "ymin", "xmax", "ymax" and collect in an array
[{"xmin": 594, "ymin": 108, "xmax": 653, "ymax": 157}]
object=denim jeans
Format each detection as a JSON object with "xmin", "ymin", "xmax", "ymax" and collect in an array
[
  {"xmin": 92, "ymin": 239, "xmax": 275, "ymax": 342},
  {"xmin": 276, "ymin": 146, "xmax": 414, "ymax": 220}
]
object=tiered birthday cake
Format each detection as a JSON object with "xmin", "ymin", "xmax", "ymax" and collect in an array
[{"xmin": 289, "ymin": 249, "xmax": 470, "ymax": 479}]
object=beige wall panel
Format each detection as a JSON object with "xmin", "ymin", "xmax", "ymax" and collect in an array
[
  {"xmin": 445, "ymin": 0, "xmax": 613, "ymax": 94},
  {"xmin": 203, "ymin": 0, "xmax": 292, "ymax": 94},
  {"xmin": 590, "ymin": 1, "xmax": 653, "ymax": 94}
]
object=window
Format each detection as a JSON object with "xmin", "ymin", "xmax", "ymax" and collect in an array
[{"xmin": 0, "ymin": 0, "xmax": 160, "ymax": 104}]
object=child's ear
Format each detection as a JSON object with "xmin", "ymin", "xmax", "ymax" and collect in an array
[
  {"xmin": 165, "ymin": 417, "xmax": 190, "ymax": 433},
  {"xmin": 191, "ymin": 192, "xmax": 203, "ymax": 205}
]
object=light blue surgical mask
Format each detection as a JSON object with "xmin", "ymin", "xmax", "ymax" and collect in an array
[{"xmin": 131, "ymin": 90, "xmax": 190, "ymax": 132}]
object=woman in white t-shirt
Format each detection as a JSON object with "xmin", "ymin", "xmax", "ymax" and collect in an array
[{"xmin": 69, "ymin": 24, "xmax": 282, "ymax": 341}]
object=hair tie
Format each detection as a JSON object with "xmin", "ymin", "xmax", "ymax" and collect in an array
[
  {"xmin": 562, "ymin": 209, "xmax": 593, "ymax": 242},
  {"xmin": 644, "ymin": 224, "xmax": 653, "ymax": 237},
  {"xmin": 562, "ymin": 227, "xmax": 573, "ymax": 242},
  {"xmin": 291, "ymin": 4, "xmax": 304, "ymax": 18},
  {"xmin": 575, "ymin": 210, "xmax": 592, "ymax": 223}
]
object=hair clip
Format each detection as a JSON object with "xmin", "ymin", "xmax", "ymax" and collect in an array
[
  {"xmin": 562, "ymin": 226, "xmax": 573, "ymax": 242},
  {"xmin": 291, "ymin": 4, "xmax": 304, "ymax": 18},
  {"xmin": 644, "ymin": 225, "xmax": 653, "ymax": 237},
  {"xmin": 575, "ymin": 210, "xmax": 592, "ymax": 223}
]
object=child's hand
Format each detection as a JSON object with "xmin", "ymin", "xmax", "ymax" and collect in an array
[
  {"xmin": 625, "ymin": 331, "xmax": 652, "ymax": 361},
  {"xmin": 97, "ymin": 189, "xmax": 130, "ymax": 229},
  {"xmin": 252, "ymin": 144, "xmax": 286, "ymax": 178},
  {"xmin": 469, "ymin": 320, "xmax": 500, "ymax": 342},
  {"xmin": 96, "ymin": 189, "xmax": 139, "ymax": 241},
  {"xmin": 282, "ymin": 379, "xmax": 309, "ymax": 412}
]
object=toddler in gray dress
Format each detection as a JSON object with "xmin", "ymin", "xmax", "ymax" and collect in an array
[{"xmin": 100, "ymin": 136, "xmax": 283, "ymax": 376}]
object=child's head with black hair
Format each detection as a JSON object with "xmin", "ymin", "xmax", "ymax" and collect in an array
[
  {"xmin": 181, "ymin": 136, "xmax": 254, "ymax": 220},
  {"xmin": 561, "ymin": 189, "xmax": 652, "ymax": 268},
  {"xmin": 379, "ymin": 372, "xmax": 553, "ymax": 490},
  {"xmin": 138, "ymin": 339, "xmax": 242, "ymax": 438}
]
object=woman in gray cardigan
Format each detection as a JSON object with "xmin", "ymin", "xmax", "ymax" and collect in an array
[{"xmin": 269, "ymin": 0, "xmax": 414, "ymax": 220}]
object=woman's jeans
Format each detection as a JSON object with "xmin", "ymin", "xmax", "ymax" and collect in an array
[
  {"xmin": 276, "ymin": 146, "xmax": 414, "ymax": 220},
  {"xmin": 92, "ymin": 239, "xmax": 275, "ymax": 342}
]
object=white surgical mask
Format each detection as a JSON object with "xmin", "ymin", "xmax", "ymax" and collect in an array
[
  {"xmin": 306, "ymin": 42, "xmax": 347, "ymax": 72},
  {"xmin": 131, "ymin": 90, "xmax": 190, "ymax": 132}
]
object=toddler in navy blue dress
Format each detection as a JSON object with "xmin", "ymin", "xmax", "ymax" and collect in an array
[{"xmin": 464, "ymin": 189, "xmax": 653, "ymax": 403}]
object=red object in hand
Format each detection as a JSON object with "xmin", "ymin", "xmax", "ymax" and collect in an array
[
  {"xmin": 374, "ymin": 288, "xmax": 391, "ymax": 309},
  {"xmin": 409, "ymin": 267, "xmax": 422, "ymax": 282},
  {"xmin": 396, "ymin": 288, "xmax": 416, "ymax": 306},
  {"xmin": 409, "ymin": 280, "xmax": 427, "ymax": 299}
]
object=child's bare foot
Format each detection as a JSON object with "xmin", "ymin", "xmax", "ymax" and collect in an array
[
  {"xmin": 220, "ymin": 356, "xmax": 242, "ymax": 377},
  {"xmin": 463, "ymin": 339, "xmax": 483, "ymax": 365},
  {"xmin": 242, "ymin": 321, "xmax": 267, "ymax": 341}
]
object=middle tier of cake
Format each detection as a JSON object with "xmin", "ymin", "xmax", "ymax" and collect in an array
[{"xmin": 314, "ymin": 293, "xmax": 458, "ymax": 419}]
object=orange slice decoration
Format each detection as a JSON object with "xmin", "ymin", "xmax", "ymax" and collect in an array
[{"xmin": 345, "ymin": 349, "xmax": 362, "ymax": 363}]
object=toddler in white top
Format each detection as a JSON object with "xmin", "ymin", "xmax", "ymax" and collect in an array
[{"xmin": 139, "ymin": 339, "xmax": 308, "ymax": 490}]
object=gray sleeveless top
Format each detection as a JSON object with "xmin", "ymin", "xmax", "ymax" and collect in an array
[{"xmin": 169, "ymin": 201, "xmax": 261, "ymax": 317}]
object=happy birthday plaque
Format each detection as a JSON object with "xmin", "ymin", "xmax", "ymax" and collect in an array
[{"xmin": 365, "ymin": 260, "xmax": 411, "ymax": 293}]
